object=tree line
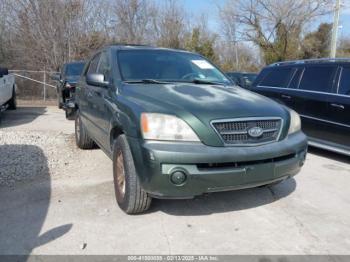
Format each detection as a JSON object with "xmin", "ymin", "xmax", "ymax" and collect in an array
[{"xmin": 0, "ymin": 0, "xmax": 349, "ymax": 73}]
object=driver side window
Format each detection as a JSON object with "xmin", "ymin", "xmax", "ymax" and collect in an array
[
  {"xmin": 97, "ymin": 52, "xmax": 111, "ymax": 81},
  {"xmin": 87, "ymin": 53, "xmax": 101, "ymax": 75}
]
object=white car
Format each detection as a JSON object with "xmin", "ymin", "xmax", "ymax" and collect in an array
[{"xmin": 0, "ymin": 67, "xmax": 16, "ymax": 111}]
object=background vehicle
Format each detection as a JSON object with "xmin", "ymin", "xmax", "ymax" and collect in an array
[
  {"xmin": 226, "ymin": 72, "xmax": 257, "ymax": 89},
  {"xmin": 251, "ymin": 58, "xmax": 350, "ymax": 156},
  {"xmin": 52, "ymin": 61, "xmax": 85, "ymax": 120},
  {"xmin": 74, "ymin": 45, "xmax": 307, "ymax": 214},
  {"xmin": 0, "ymin": 67, "xmax": 17, "ymax": 112}
]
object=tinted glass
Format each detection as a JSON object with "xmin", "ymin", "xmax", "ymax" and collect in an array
[
  {"xmin": 288, "ymin": 68, "xmax": 302, "ymax": 89},
  {"xmin": 241, "ymin": 74, "xmax": 257, "ymax": 87},
  {"xmin": 87, "ymin": 54, "xmax": 101, "ymax": 75},
  {"xmin": 97, "ymin": 52, "xmax": 111, "ymax": 81},
  {"xmin": 65, "ymin": 63, "xmax": 85, "ymax": 76},
  {"xmin": 117, "ymin": 50, "xmax": 230, "ymax": 84},
  {"xmin": 259, "ymin": 68, "xmax": 294, "ymax": 87},
  {"xmin": 299, "ymin": 66, "xmax": 336, "ymax": 93},
  {"xmin": 339, "ymin": 67, "xmax": 350, "ymax": 95}
]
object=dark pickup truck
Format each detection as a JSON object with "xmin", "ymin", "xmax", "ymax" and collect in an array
[
  {"xmin": 74, "ymin": 45, "xmax": 308, "ymax": 214},
  {"xmin": 52, "ymin": 61, "xmax": 85, "ymax": 119}
]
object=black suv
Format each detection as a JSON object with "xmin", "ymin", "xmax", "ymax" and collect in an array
[
  {"xmin": 52, "ymin": 61, "xmax": 85, "ymax": 119},
  {"xmin": 74, "ymin": 45, "xmax": 307, "ymax": 214},
  {"xmin": 251, "ymin": 59, "xmax": 350, "ymax": 156}
]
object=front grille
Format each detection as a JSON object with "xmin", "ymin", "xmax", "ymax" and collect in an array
[{"xmin": 212, "ymin": 118, "xmax": 282, "ymax": 145}]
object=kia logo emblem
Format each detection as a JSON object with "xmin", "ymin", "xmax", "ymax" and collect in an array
[{"xmin": 248, "ymin": 127, "xmax": 264, "ymax": 138}]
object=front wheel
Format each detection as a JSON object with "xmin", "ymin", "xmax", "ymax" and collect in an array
[
  {"xmin": 8, "ymin": 86, "xmax": 17, "ymax": 110},
  {"xmin": 57, "ymin": 90, "xmax": 63, "ymax": 109},
  {"xmin": 65, "ymin": 108, "xmax": 76, "ymax": 120},
  {"xmin": 113, "ymin": 135, "xmax": 152, "ymax": 214}
]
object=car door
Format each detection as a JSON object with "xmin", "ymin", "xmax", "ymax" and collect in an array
[
  {"xmin": 297, "ymin": 64, "xmax": 338, "ymax": 143},
  {"xmin": 79, "ymin": 53, "xmax": 102, "ymax": 138},
  {"xmin": 326, "ymin": 66, "xmax": 350, "ymax": 149},
  {"xmin": 87, "ymin": 51, "xmax": 114, "ymax": 150}
]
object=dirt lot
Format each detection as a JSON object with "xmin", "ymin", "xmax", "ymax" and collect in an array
[{"xmin": 1, "ymin": 106, "xmax": 350, "ymax": 255}]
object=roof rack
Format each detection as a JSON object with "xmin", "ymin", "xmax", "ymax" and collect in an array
[{"xmin": 270, "ymin": 58, "xmax": 350, "ymax": 66}]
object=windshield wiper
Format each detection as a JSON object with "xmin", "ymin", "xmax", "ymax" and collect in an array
[
  {"xmin": 186, "ymin": 79, "xmax": 227, "ymax": 86},
  {"xmin": 124, "ymin": 79, "xmax": 169, "ymax": 84}
]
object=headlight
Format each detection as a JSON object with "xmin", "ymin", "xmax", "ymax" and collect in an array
[
  {"xmin": 288, "ymin": 109, "xmax": 301, "ymax": 134},
  {"xmin": 141, "ymin": 113, "xmax": 200, "ymax": 142}
]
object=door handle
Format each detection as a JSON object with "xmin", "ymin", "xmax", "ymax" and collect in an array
[
  {"xmin": 331, "ymin": 103, "xmax": 345, "ymax": 110},
  {"xmin": 281, "ymin": 94, "xmax": 291, "ymax": 99}
]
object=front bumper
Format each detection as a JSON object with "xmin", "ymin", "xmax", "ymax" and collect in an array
[{"xmin": 128, "ymin": 132, "xmax": 308, "ymax": 199}]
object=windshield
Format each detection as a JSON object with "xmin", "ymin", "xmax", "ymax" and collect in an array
[
  {"xmin": 117, "ymin": 50, "xmax": 231, "ymax": 85},
  {"xmin": 65, "ymin": 63, "xmax": 85, "ymax": 76}
]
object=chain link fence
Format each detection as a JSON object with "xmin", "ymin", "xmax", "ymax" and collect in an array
[{"xmin": 9, "ymin": 70, "xmax": 58, "ymax": 102}]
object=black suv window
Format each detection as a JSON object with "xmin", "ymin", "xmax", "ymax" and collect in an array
[
  {"xmin": 87, "ymin": 53, "xmax": 101, "ymax": 75},
  {"xmin": 97, "ymin": 52, "xmax": 110, "ymax": 81},
  {"xmin": 259, "ymin": 68, "xmax": 294, "ymax": 88},
  {"xmin": 339, "ymin": 67, "xmax": 350, "ymax": 96},
  {"xmin": 288, "ymin": 68, "xmax": 302, "ymax": 89},
  {"xmin": 299, "ymin": 66, "xmax": 336, "ymax": 93}
]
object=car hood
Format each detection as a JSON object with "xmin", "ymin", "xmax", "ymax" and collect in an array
[{"xmin": 122, "ymin": 83, "xmax": 290, "ymax": 146}]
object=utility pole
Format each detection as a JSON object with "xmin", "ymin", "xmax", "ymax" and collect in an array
[
  {"xmin": 234, "ymin": 41, "xmax": 239, "ymax": 70},
  {"xmin": 330, "ymin": 0, "xmax": 341, "ymax": 58}
]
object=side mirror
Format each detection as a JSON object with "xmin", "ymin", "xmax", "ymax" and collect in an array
[
  {"xmin": 86, "ymin": 73, "xmax": 109, "ymax": 87},
  {"xmin": 51, "ymin": 73, "xmax": 61, "ymax": 81}
]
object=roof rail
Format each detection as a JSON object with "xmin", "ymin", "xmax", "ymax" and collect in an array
[
  {"xmin": 270, "ymin": 58, "xmax": 350, "ymax": 66},
  {"xmin": 108, "ymin": 43, "xmax": 154, "ymax": 48}
]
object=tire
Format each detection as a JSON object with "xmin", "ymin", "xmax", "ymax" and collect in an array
[
  {"xmin": 8, "ymin": 86, "xmax": 17, "ymax": 110},
  {"xmin": 75, "ymin": 111, "xmax": 95, "ymax": 149},
  {"xmin": 65, "ymin": 109, "xmax": 76, "ymax": 121},
  {"xmin": 57, "ymin": 92, "xmax": 63, "ymax": 109},
  {"xmin": 113, "ymin": 135, "xmax": 152, "ymax": 214}
]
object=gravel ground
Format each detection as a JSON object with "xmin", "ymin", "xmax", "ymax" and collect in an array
[
  {"xmin": 0, "ymin": 131, "xmax": 76, "ymax": 187},
  {"xmin": 1, "ymin": 106, "xmax": 350, "ymax": 256}
]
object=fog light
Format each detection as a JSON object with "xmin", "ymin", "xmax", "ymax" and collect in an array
[{"xmin": 170, "ymin": 171, "xmax": 187, "ymax": 185}]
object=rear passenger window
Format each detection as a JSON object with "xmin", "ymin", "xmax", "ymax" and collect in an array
[
  {"xmin": 299, "ymin": 66, "xmax": 336, "ymax": 93},
  {"xmin": 259, "ymin": 68, "xmax": 294, "ymax": 88},
  {"xmin": 288, "ymin": 69, "xmax": 302, "ymax": 89},
  {"xmin": 339, "ymin": 67, "xmax": 350, "ymax": 96}
]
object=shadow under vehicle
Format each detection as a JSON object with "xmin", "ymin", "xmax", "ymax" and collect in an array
[
  {"xmin": 251, "ymin": 58, "xmax": 350, "ymax": 156},
  {"xmin": 52, "ymin": 61, "xmax": 85, "ymax": 120},
  {"xmin": 0, "ymin": 106, "xmax": 46, "ymax": 128}
]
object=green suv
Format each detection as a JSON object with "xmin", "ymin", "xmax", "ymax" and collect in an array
[{"xmin": 75, "ymin": 45, "xmax": 307, "ymax": 214}]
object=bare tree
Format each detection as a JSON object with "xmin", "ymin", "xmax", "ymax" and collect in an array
[
  {"xmin": 111, "ymin": 0, "xmax": 157, "ymax": 44},
  {"xmin": 3, "ymin": 0, "xmax": 111, "ymax": 71},
  {"xmin": 155, "ymin": 0, "xmax": 187, "ymax": 49},
  {"xmin": 223, "ymin": 0, "xmax": 332, "ymax": 64}
]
